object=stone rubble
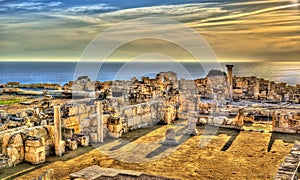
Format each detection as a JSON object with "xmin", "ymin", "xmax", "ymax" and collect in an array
[
  {"xmin": 0, "ymin": 67, "xmax": 299, "ymax": 170},
  {"xmin": 275, "ymin": 142, "xmax": 300, "ymax": 180}
]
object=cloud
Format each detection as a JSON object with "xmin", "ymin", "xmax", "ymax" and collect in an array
[
  {"xmin": 65, "ymin": 4, "xmax": 119, "ymax": 14},
  {"xmin": 0, "ymin": 1, "xmax": 299, "ymax": 62},
  {"xmin": 1, "ymin": 1, "xmax": 62, "ymax": 12}
]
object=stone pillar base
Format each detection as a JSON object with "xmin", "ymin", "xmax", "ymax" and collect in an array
[
  {"xmin": 185, "ymin": 129, "xmax": 198, "ymax": 136},
  {"xmin": 162, "ymin": 139, "xmax": 179, "ymax": 146}
]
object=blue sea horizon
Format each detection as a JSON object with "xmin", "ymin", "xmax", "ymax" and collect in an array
[{"xmin": 0, "ymin": 61, "xmax": 299, "ymax": 86}]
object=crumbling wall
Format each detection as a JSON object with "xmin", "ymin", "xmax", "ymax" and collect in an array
[
  {"xmin": 272, "ymin": 111, "xmax": 300, "ymax": 134},
  {"xmin": 122, "ymin": 101, "xmax": 160, "ymax": 131},
  {"xmin": 0, "ymin": 126, "xmax": 53, "ymax": 167},
  {"xmin": 61, "ymin": 99, "xmax": 102, "ymax": 143}
]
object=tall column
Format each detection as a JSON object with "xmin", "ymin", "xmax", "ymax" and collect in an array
[
  {"xmin": 226, "ymin": 65, "xmax": 234, "ymax": 100},
  {"xmin": 54, "ymin": 106, "xmax": 62, "ymax": 156},
  {"xmin": 254, "ymin": 80, "xmax": 260, "ymax": 100},
  {"xmin": 97, "ymin": 101, "xmax": 104, "ymax": 143}
]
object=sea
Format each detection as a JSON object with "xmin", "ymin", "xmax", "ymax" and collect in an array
[{"xmin": 0, "ymin": 61, "xmax": 299, "ymax": 86}]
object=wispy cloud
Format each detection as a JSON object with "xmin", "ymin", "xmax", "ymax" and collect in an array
[
  {"xmin": 0, "ymin": 0, "xmax": 299, "ymax": 62},
  {"xmin": 65, "ymin": 4, "xmax": 119, "ymax": 14},
  {"xmin": 1, "ymin": 1, "xmax": 63, "ymax": 12}
]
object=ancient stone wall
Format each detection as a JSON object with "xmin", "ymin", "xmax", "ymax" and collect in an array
[
  {"xmin": 272, "ymin": 111, "xmax": 300, "ymax": 134},
  {"xmin": 0, "ymin": 126, "xmax": 53, "ymax": 168},
  {"xmin": 121, "ymin": 101, "xmax": 161, "ymax": 131},
  {"xmin": 275, "ymin": 142, "xmax": 300, "ymax": 180},
  {"xmin": 61, "ymin": 99, "xmax": 103, "ymax": 143}
]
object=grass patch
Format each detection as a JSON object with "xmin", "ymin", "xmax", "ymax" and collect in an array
[{"xmin": 0, "ymin": 99, "xmax": 22, "ymax": 105}]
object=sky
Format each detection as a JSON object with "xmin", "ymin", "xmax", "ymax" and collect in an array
[{"xmin": 0, "ymin": 0, "xmax": 299, "ymax": 62}]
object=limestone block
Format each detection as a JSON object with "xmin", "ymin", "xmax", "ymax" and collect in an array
[
  {"xmin": 127, "ymin": 117, "xmax": 134, "ymax": 127},
  {"xmin": 44, "ymin": 126, "xmax": 55, "ymax": 138},
  {"xmin": 25, "ymin": 147, "xmax": 32, "ymax": 153},
  {"xmin": 163, "ymin": 128, "xmax": 178, "ymax": 146},
  {"xmin": 124, "ymin": 108, "xmax": 132, "ymax": 118},
  {"xmin": 26, "ymin": 140, "xmax": 44, "ymax": 147},
  {"xmin": 114, "ymin": 124, "xmax": 123, "ymax": 133},
  {"xmin": 86, "ymin": 105, "xmax": 92, "ymax": 113},
  {"xmin": 117, "ymin": 97, "xmax": 125, "ymax": 106},
  {"xmin": 103, "ymin": 114, "xmax": 110, "ymax": 125},
  {"xmin": 27, "ymin": 128, "xmax": 48, "ymax": 139},
  {"xmin": 82, "ymin": 127, "xmax": 91, "ymax": 133},
  {"xmin": 142, "ymin": 113, "xmax": 151, "ymax": 123},
  {"xmin": 279, "ymin": 122, "xmax": 289, "ymax": 128},
  {"xmin": 150, "ymin": 105, "xmax": 157, "ymax": 113},
  {"xmin": 90, "ymin": 133, "xmax": 98, "ymax": 143},
  {"xmin": 110, "ymin": 98, "xmax": 118, "ymax": 107},
  {"xmin": 187, "ymin": 118, "xmax": 197, "ymax": 130},
  {"xmin": 79, "ymin": 104, "xmax": 87, "ymax": 114},
  {"xmin": 89, "ymin": 105, "xmax": 96, "ymax": 114},
  {"xmin": 185, "ymin": 117, "xmax": 198, "ymax": 136},
  {"xmin": 80, "ymin": 118, "xmax": 91, "ymax": 128},
  {"xmin": 91, "ymin": 118, "xmax": 97, "ymax": 126},
  {"xmin": 151, "ymin": 110, "xmax": 157, "ymax": 119},
  {"xmin": 2, "ymin": 133, "xmax": 12, "ymax": 155},
  {"xmin": 7, "ymin": 147, "xmax": 23, "ymax": 166},
  {"xmin": 19, "ymin": 147, "xmax": 25, "ymax": 160},
  {"xmin": 137, "ymin": 106, "xmax": 142, "ymax": 115},
  {"xmin": 79, "ymin": 136, "xmax": 89, "ymax": 146},
  {"xmin": 68, "ymin": 106, "xmax": 79, "ymax": 116},
  {"xmin": 144, "ymin": 105, "xmax": 150, "ymax": 113},
  {"xmin": 178, "ymin": 112, "xmax": 187, "ymax": 120},
  {"xmin": 80, "ymin": 113, "xmax": 90, "ymax": 121},
  {"xmin": 90, "ymin": 126, "xmax": 97, "ymax": 133},
  {"xmin": 137, "ymin": 115, "xmax": 143, "ymax": 125},
  {"xmin": 60, "ymin": 141, "xmax": 66, "ymax": 154},
  {"xmin": 132, "ymin": 107, "xmax": 137, "ymax": 116},
  {"xmin": 69, "ymin": 116, "xmax": 80, "ymax": 125},
  {"xmin": 68, "ymin": 141, "xmax": 78, "ymax": 151},
  {"xmin": 133, "ymin": 116, "xmax": 140, "ymax": 126},
  {"xmin": 25, "ymin": 150, "xmax": 45, "ymax": 165},
  {"xmin": 10, "ymin": 134, "xmax": 24, "ymax": 148}
]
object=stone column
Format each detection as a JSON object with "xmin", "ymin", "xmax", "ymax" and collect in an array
[
  {"xmin": 185, "ymin": 111, "xmax": 198, "ymax": 136},
  {"xmin": 54, "ymin": 106, "xmax": 62, "ymax": 156},
  {"xmin": 254, "ymin": 80, "xmax": 260, "ymax": 100},
  {"xmin": 226, "ymin": 65, "xmax": 234, "ymax": 100},
  {"xmin": 97, "ymin": 101, "xmax": 104, "ymax": 143}
]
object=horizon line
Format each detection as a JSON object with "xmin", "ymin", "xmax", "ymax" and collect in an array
[{"xmin": 0, "ymin": 59, "xmax": 293, "ymax": 63}]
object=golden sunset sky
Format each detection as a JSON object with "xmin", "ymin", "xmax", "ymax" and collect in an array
[{"xmin": 0, "ymin": 0, "xmax": 299, "ymax": 62}]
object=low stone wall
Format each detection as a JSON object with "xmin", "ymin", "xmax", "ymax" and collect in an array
[
  {"xmin": 61, "ymin": 99, "xmax": 164, "ymax": 141},
  {"xmin": 61, "ymin": 99, "xmax": 101, "ymax": 143},
  {"xmin": 121, "ymin": 101, "xmax": 161, "ymax": 131},
  {"xmin": 275, "ymin": 142, "xmax": 300, "ymax": 180},
  {"xmin": 0, "ymin": 126, "xmax": 54, "ymax": 168}
]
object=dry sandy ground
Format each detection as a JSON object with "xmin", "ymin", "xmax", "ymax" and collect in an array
[{"xmin": 13, "ymin": 122, "xmax": 296, "ymax": 180}]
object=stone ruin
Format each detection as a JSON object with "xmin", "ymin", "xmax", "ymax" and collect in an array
[
  {"xmin": 0, "ymin": 126, "xmax": 54, "ymax": 167},
  {"xmin": 163, "ymin": 128, "xmax": 179, "ymax": 146},
  {"xmin": 69, "ymin": 165, "xmax": 179, "ymax": 180},
  {"xmin": 275, "ymin": 142, "xmax": 300, "ymax": 180},
  {"xmin": 1, "ymin": 69, "xmax": 299, "ymax": 172},
  {"xmin": 193, "ymin": 65, "xmax": 300, "ymax": 103},
  {"xmin": 272, "ymin": 111, "xmax": 300, "ymax": 133},
  {"xmin": 185, "ymin": 111, "xmax": 198, "ymax": 136}
]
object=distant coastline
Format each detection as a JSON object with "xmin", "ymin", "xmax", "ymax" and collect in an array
[{"xmin": 0, "ymin": 61, "xmax": 299, "ymax": 85}]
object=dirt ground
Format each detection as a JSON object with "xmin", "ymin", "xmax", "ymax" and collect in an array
[{"xmin": 11, "ymin": 122, "xmax": 297, "ymax": 180}]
